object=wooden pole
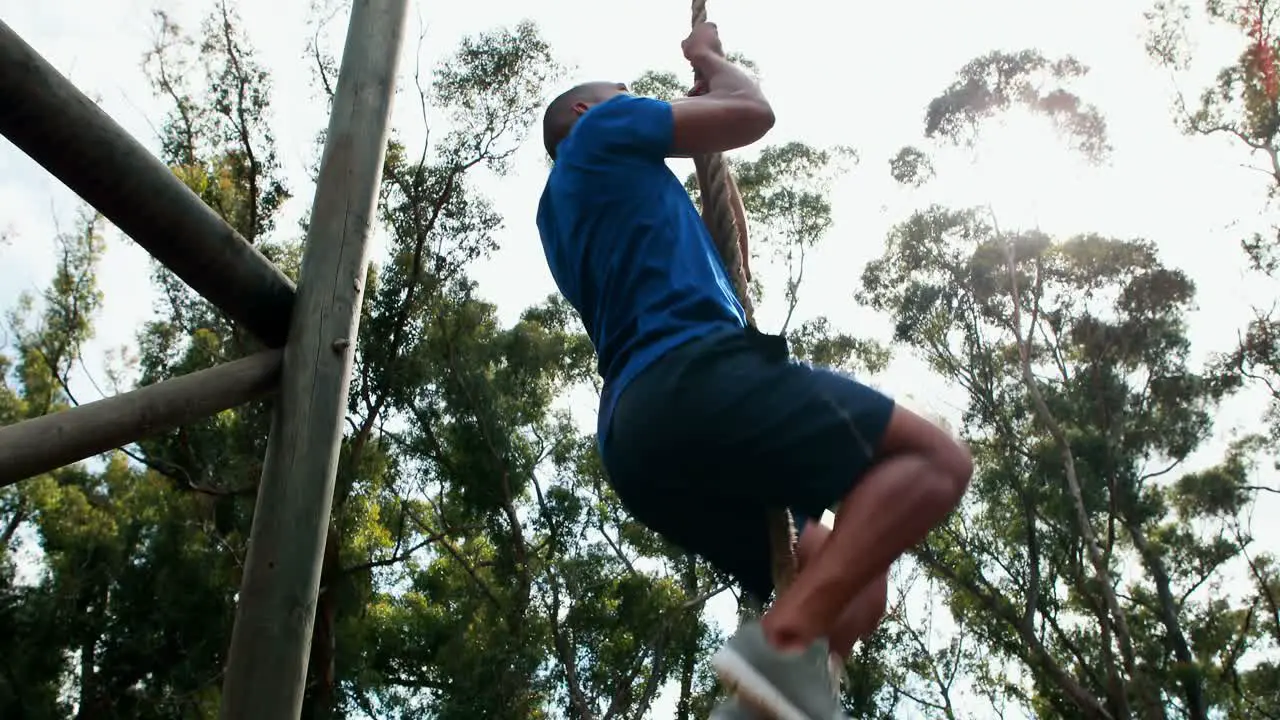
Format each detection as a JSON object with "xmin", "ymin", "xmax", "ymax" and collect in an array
[
  {"xmin": 0, "ymin": 351, "xmax": 282, "ymax": 487},
  {"xmin": 217, "ymin": 0, "xmax": 406, "ymax": 716},
  {"xmin": 0, "ymin": 20, "xmax": 296, "ymax": 347}
]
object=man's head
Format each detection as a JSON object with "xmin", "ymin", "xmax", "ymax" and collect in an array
[{"xmin": 542, "ymin": 81, "xmax": 628, "ymax": 160}]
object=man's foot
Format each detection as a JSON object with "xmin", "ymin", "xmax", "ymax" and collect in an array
[
  {"xmin": 708, "ymin": 694, "xmax": 765, "ymax": 719},
  {"xmin": 710, "ymin": 620, "xmax": 847, "ymax": 720}
]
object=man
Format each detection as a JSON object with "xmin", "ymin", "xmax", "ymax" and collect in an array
[{"xmin": 535, "ymin": 22, "xmax": 973, "ymax": 720}]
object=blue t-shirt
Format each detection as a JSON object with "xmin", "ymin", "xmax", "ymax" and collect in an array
[{"xmin": 536, "ymin": 94, "xmax": 747, "ymax": 445}]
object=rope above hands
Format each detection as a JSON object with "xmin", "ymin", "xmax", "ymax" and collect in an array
[{"xmin": 688, "ymin": 3, "xmax": 754, "ymax": 320}]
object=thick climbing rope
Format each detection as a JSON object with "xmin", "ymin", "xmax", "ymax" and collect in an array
[
  {"xmin": 686, "ymin": 0, "xmax": 798, "ymax": 600},
  {"xmin": 686, "ymin": 2, "xmax": 846, "ymax": 704}
]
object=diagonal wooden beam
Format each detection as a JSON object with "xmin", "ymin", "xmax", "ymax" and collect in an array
[
  {"xmin": 0, "ymin": 350, "xmax": 282, "ymax": 487},
  {"xmin": 0, "ymin": 20, "xmax": 296, "ymax": 347}
]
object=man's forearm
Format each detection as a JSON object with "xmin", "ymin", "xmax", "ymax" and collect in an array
[{"xmin": 690, "ymin": 52, "xmax": 765, "ymax": 103}]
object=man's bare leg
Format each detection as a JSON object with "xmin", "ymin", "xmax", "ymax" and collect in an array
[
  {"xmin": 795, "ymin": 523, "xmax": 888, "ymax": 658},
  {"xmin": 761, "ymin": 406, "xmax": 971, "ymax": 650}
]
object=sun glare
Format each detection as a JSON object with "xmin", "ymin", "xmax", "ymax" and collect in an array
[{"xmin": 945, "ymin": 109, "xmax": 1105, "ymax": 234}]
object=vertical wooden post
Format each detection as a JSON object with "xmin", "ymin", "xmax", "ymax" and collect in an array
[{"xmin": 217, "ymin": 1, "xmax": 407, "ymax": 717}]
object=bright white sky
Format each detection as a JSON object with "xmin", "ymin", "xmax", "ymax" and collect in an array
[{"xmin": 2, "ymin": 0, "xmax": 1278, "ymax": 717}]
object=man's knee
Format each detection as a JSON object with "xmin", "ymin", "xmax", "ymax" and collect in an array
[
  {"xmin": 879, "ymin": 405, "xmax": 973, "ymax": 503},
  {"xmin": 937, "ymin": 436, "xmax": 973, "ymax": 498}
]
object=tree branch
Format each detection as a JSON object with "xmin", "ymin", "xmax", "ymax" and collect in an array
[{"xmin": 995, "ymin": 207, "xmax": 1139, "ymax": 716}]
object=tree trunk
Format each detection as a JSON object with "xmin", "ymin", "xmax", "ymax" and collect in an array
[
  {"xmin": 1003, "ymin": 239, "xmax": 1139, "ymax": 717},
  {"xmin": 1127, "ymin": 522, "xmax": 1207, "ymax": 720},
  {"xmin": 303, "ymin": 523, "xmax": 343, "ymax": 720},
  {"xmin": 0, "ymin": 506, "xmax": 25, "ymax": 549},
  {"xmin": 75, "ymin": 637, "xmax": 96, "ymax": 720},
  {"xmin": 675, "ymin": 557, "xmax": 699, "ymax": 720},
  {"xmin": 73, "ymin": 585, "xmax": 103, "ymax": 720}
]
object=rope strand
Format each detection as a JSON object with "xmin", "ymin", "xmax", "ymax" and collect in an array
[{"xmin": 686, "ymin": 0, "xmax": 796, "ymax": 602}]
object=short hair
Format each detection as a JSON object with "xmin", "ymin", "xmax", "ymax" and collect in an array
[{"xmin": 541, "ymin": 82, "xmax": 617, "ymax": 160}]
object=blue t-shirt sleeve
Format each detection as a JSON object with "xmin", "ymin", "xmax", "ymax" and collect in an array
[{"xmin": 570, "ymin": 95, "xmax": 674, "ymax": 161}]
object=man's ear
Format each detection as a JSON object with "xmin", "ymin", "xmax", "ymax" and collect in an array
[{"xmin": 572, "ymin": 101, "xmax": 590, "ymax": 116}]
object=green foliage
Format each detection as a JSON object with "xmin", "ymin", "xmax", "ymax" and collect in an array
[
  {"xmin": 1147, "ymin": 1, "xmax": 1280, "ymax": 271},
  {"xmin": 889, "ymin": 49, "xmax": 1112, "ymax": 190},
  {"xmin": 860, "ymin": 204, "xmax": 1275, "ymax": 717},
  {"xmin": 923, "ymin": 50, "xmax": 1111, "ymax": 162},
  {"xmin": 145, "ymin": 3, "xmax": 289, "ymax": 243},
  {"xmin": 889, "ymin": 146, "xmax": 935, "ymax": 188},
  {"xmin": 433, "ymin": 20, "xmax": 560, "ymax": 173},
  {"xmin": 1146, "ymin": 2, "xmax": 1280, "ymax": 462},
  {"xmin": 631, "ymin": 70, "xmax": 687, "ymax": 102},
  {"xmin": 3, "ymin": 6, "xmax": 721, "ymax": 719}
]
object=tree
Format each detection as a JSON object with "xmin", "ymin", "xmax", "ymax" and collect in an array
[
  {"xmin": 2, "ymin": 5, "xmax": 586, "ymax": 718},
  {"xmin": 1141, "ymin": 18, "xmax": 1280, "ymax": 702},
  {"xmin": 1145, "ymin": 0, "xmax": 1280, "ymax": 456},
  {"xmin": 856, "ymin": 36, "xmax": 1280, "ymax": 716},
  {"xmin": 860, "ymin": 204, "xmax": 1277, "ymax": 718},
  {"xmin": 888, "ymin": 49, "xmax": 1111, "ymax": 189},
  {"xmin": 1, "ymin": 211, "xmax": 109, "ymax": 719}
]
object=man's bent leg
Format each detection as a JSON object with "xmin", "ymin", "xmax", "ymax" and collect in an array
[
  {"xmin": 762, "ymin": 405, "xmax": 972, "ymax": 651},
  {"xmin": 704, "ymin": 367, "xmax": 907, "ymax": 720},
  {"xmin": 607, "ymin": 330, "xmax": 950, "ymax": 720}
]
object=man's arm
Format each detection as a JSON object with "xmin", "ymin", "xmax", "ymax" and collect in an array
[{"xmin": 669, "ymin": 52, "xmax": 775, "ymax": 157}]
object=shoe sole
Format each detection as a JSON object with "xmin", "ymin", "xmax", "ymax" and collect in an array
[{"xmin": 711, "ymin": 646, "xmax": 814, "ymax": 720}]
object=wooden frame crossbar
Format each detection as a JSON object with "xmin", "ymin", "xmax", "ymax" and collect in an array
[
  {"xmin": 0, "ymin": 350, "xmax": 282, "ymax": 487},
  {"xmin": 0, "ymin": 19, "xmax": 297, "ymax": 348},
  {"xmin": 0, "ymin": 1, "xmax": 408, "ymax": 717}
]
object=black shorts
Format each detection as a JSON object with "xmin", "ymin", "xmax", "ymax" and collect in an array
[{"xmin": 600, "ymin": 327, "xmax": 895, "ymax": 601}]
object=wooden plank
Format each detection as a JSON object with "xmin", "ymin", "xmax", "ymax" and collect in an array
[
  {"xmin": 217, "ymin": 0, "xmax": 407, "ymax": 717},
  {"xmin": 0, "ymin": 20, "xmax": 296, "ymax": 347},
  {"xmin": 0, "ymin": 351, "xmax": 282, "ymax": 487}
]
